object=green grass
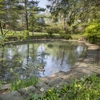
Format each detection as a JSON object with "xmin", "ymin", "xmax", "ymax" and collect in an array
[
  {"xmin": 71, "ymin": 34, "xmax": 84, "ymax": 40},
  {"xmin": 1, "ymin": 29, "xmax": 80, "ymax": 38},
  {"xmin": 0, "ymin": 29, "xmax": 85, "ymax": 41},
  {"xmin": 0, "ymin": 30, "xmax": 47, "ymax": 36},
  {"xmin": 27, "ymin": 74, "xmax": 100, "ymax": 100},
  {"xmin": 10, "ymin": 76, "xmax": 38, "ymax": 91}
]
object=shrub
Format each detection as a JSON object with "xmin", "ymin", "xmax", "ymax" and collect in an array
[
  {"xmin": 60, "ymin": 34, "xmax": 72, "ymax": 39},
  {"xmin": 84, "ymin": 21, "xmax": 100, "ymax": 43},
  {"xmin": 47, "ymin": 26, "xmax": 60, "ymax": 36},
  {"xmin": 51, "ymin": 26, "xmax": 60, "ymax": 33},
  {"xmin": 59, "ymin": 30, "xmax": 72, "ymax": 39},
  {"xmin": 59, "ymin": 30, "xmax": 66, "ymax": 34},
  {"xmin": 47, "ymin": 29, "xmax": 54, "ymax": 37},
  {"xmin": 64, "ymin": 34, "xmax": 72, "ymax": 39}
]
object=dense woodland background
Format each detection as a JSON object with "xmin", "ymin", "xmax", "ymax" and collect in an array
[{"xmin": 0, "ymin": 0, "xmax": 100, "ymax": 43}]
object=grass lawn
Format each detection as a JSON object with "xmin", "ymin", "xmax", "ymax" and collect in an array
[
  {"xmin": 71, "ymin": 34, "xmax": 84, "ymax": 40},
  {"xmin": 0, "ymin": 30, "xmax": 84, "ymax": 41}
]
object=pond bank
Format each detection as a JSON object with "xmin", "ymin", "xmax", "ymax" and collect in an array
[{"xmin": 0, "ymin": 41, "xmax": 100, "ymax": 100}]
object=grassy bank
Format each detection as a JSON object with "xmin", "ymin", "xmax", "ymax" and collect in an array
[{"xmin": 27, "ymin": 74, "xmax": 100, "ymax": 100}]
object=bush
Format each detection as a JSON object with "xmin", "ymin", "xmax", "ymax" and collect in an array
[
  {"xmin": 84, "ymin": 21, "xmax": 100, "ymax": 43},
  {"xmin": 59, "ymin": 30, "xmax": 66, "ymax": 34},
  {"xmin": 60, "ymin": 34, "xmax": 72, "ymax": 39},
  {"xmin": 51, "ymin": 26, "xmax": 60, "ymax": 33},
  {"xmin": 47, "ymin": 26, "xmax": 60, "ymax": 36},
  {"xmin": 47, "ymin": 29, "xmax": 54, "ymax": 37},
  {"xmin": 64, "ymin": 34, "xmax": 72, "ymax": 39},
  {"xmin": 59, "ymin": 30, "xmax": 72, "ymax": 39}
]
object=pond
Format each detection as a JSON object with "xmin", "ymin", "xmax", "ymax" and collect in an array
[{"xmin": 0, "ymin": 40, "xmax": 86, "ymax": 83}]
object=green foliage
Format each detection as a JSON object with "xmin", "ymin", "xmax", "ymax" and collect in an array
[
  {"xmin": 47, "ymin": 26, "xmax": 60, "ymax": 36},
  {"xmin": 22, "ymin": 30, "xmax": 29, "ymax": 40},
  {"xmin": 47, "ymin": 0, "xmax": 100, "ymax": 35},
  {"xmin": 71, "ymin": 34, "xmax": 84, "ymax": 40},
  {"xmin": 59, "ymin": 30, "xmax": 72, "ymax": 39},
  {"xmin": 10, "ymin": 76, "xmax": 38, "ymax": 91},
  {"xmin": 84, "ymin": 21, "xmax": 100, "ymax": 43},
  {"xmin": 47, "ymin": 30, "xmax": 54, "ymax": 37},
  {"xmin": 0, "ymin": 0, "xmax": 2, "ymax": 7},
  {"xmin": 27, "ymin": 74, "xmax": 100, "ymax": 100},
  {"xmin": 64, "ymin": 34, "xmax": 72, "ymax": 40},
  {"xmin": 0, "ymin": 35, "xmax": 8, "ymax": 45},
  {"xmin": 52, "ymin": 27, "xmax": 60, "ymax": 33},
  {"xmin": 59, "ymin": 30, "xmax": 66, "ymax": 34}
]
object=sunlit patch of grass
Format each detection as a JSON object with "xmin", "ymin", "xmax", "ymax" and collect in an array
[{"xmin": 71, "ymin": 34, "xmax": 84, "ymax": 40}]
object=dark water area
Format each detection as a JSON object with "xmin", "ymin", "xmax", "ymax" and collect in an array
[{"xmin": 0, "ymin": 40, "xmax": 86, "ymax": 83}]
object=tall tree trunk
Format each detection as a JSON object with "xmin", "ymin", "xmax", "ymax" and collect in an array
[
  {"xmin": 0, "ymin": 22, "xmax": 4, "ymax": 35},
  {"xmin": 63, "ymin": 17, "xmax": 66, "ymax": 30},
  {"xmin": 27, "ymin": 44, "xmax": 29, "ymax": 66},
  {"xmin": 63, "ymin": 13, "xmax": 67, "ymax": 30},
  {"xmin": 25, "ymin": 0, "xmax": 29, "ymax": 36},
  {"xmin": 25, "ymin": 11, "xmax": 29, "ymax": 31}
]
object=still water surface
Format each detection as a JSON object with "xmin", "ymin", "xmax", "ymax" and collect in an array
[{"xmin": 0, "ymin": 41, "xmax": 86, "ymax": 83}]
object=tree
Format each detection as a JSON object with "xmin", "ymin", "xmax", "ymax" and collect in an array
[
  {"xmin": 29, "ymin": 7, "xmax": 45, "ymax": 33},
  {"xmin": 18, "ymin": 0, "xmax": 45, "ymax": 35},
  {"xmin": 0, "ymin": 0, "xmax": 45, "ymax": 37},
  {"xmin": 47, "ymin": 0, "xmax": 100, "ymax": 33},
  {"xmin": 0, "ymin": 0, "xmax": 21, "ymax": 36}
]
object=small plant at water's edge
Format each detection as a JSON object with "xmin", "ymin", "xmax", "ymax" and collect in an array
[
  {"xmin": 26, "ymin": 74, "xmax": 100, "ymax": 100},
  {"xmin": 10, "ymin": 76, "xmax": 38, "ymax": 91}
]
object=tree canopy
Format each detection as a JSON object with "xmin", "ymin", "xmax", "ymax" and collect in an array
[
  {"xmin": 0, "ymin": 0, "xmax": 46, "ymax": 35},
  {"xmin": 47, "ymin": 0, "xmax": 100, "ymax": 32}
]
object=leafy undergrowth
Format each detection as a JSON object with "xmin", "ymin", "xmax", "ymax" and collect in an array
[
  {"xmin": 27, "ymin": 74, "xmax": 100, "ymax": 100},
  {"xmin": 10, "ymin": 76, "xmax": 38, "ymax": 91}
]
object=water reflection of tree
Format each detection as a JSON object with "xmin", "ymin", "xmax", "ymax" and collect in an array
[
  {"xmin": 48, "ymin": 44, "xmax": 53, "ymax": 48},
  {"xmin": 26, "ymin": 44, "xmax": 29, "ymax": 65},
  {"xmin": 54, "ymin": 42, "xmax": 80, "ymax": 66},
  {"xmin": 0, "ymin": 47, "xmax": 5, "ymax": 82},
  {"xmin": 59, "ymin": 45, "xmax": 66, "ymax": 67},
  {"xmin": 24, "ymin": 43, "xmax": 40, "ymax": 78},
  {"xmin": 37, "ymin": 43, "xmax": 48, "ymax": 76},
  {"xmin": 66, "ymin": 44, "xmax": 79, "ymax": 66},
  {"xmin": 0, "ymin": 43, "xmax": 40, "ymax": 83},
  {"xmin": 0, "ymin": 46, "xmax": 20, "ymax": 83},
  {"xmin": 0, "ymin": 41, "xmax": 85, "ymax": 83}
]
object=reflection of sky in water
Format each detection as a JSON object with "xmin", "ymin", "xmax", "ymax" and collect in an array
[
  {"xmin": 77, "ymin": 46, "xmax": 84, "ymax": 55},
  {"xmin": 0, "ymin": 41, "xmax": 86, "ymax": 83},
  {"xmin": 39, "ymin": 55, "xmax": 70, "ymax": 77},
  {"xmin": 37, "ymin": 44, "xmax": 45, "ymax": 53},
  {"xmin": 37, "ymin": 44, "xmax": 85, "ymax": 77}
]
